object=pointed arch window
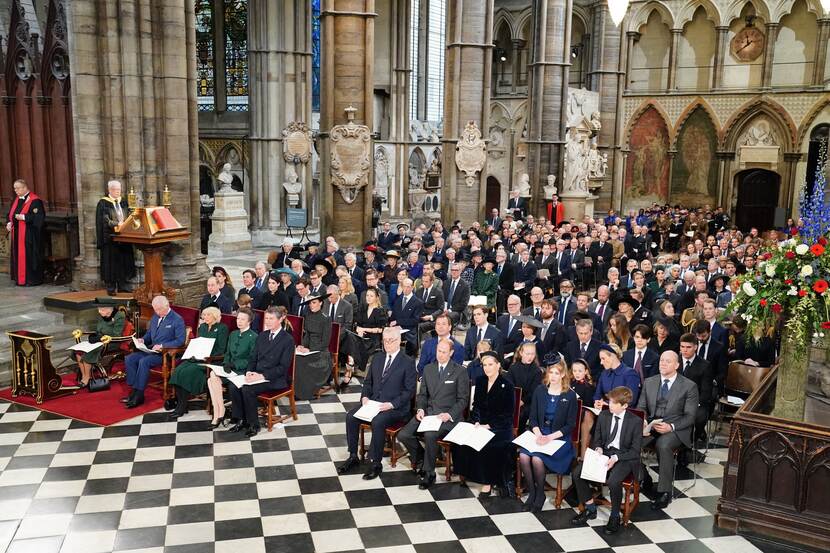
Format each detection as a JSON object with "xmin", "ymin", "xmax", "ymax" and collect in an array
[
  {"xmin": 312, "ymin": 0, "xmax": 321, "ymax": 112},
  {"xmin": 194, "ymin": 0, "xmax": 248, "ymax": 113},
  {"xmin": 196, "ymin": 0, "xmax": 215, "ymax": 111},
  {"xmin": 224, "ymin": 0, "xmax": 248, "ymax": 112}
]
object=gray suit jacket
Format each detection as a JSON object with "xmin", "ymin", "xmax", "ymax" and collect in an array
[
  {"xmin": 324, "ymin": 299, "xmax": 353, "ymax": 328},
  {"xmin": 417, "ymin": 360, "xmax": 470, "ymax": 424},
  {"xmin": 637, "ymin": 373, "xmax": 699, "ymax": 447}
]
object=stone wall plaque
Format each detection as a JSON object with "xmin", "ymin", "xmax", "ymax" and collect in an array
[
  {"xmin": 455, "ymin": 121, "xmax": 487, "ymax": 187},
  {"xmin": 282, "ymin": 121, "xmax": 313, "ymax": 164},
  {"xmin": 330, "ymin": 120, "xmax": 372, "ymax": 204}
]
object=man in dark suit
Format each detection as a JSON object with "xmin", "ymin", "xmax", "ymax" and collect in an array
[
  {"xmin": 567, "ymin": 291, "xmax": 603, "ymax": 330},
  {"xmin": 496, "ymin": 294, "xmax": 525, "ymax": 357},
  {"xmin": 506, "ymin": 189, "xmax": 528, "ymax": 220},
  {"xmin": 589, "ymin": 233, "xmax": 614, "ymax": 287},
  {"xmin": 442, "ymin": 263, "xmax": 471, "ymax": 326},
  {"xmin": 555, "ymin": 280, "xmax": 577, "ymax": 326},
  {"xmin": 415, "ymin": 272, "xmax": 446, "ymax": 337},
  {"xmin": 339, "ymin": 328, "xmax": 416, "ymax": 479},
  {"xmin": 588, "ymin": 284, "xmax": 614, "ymax": 331},
  {"xmin": 236, "ymin": 269, "xmax": 263, "ymax": 308},
  {"xmin": 522, "ymin": 287, "xmax": 546, "ymax": 320},
  {"xmin": 486, "ymin": 208, "xmax": 502, "ymax": 230},
  {"xmin": 418, "ymin": 314, "xmax": 464, "ymax": 376},
  {"xmin": 637, "ymin": 351, "xmax": 699, "ymax": 509},
  {"xmin": 694, "ymin": 320, "xmax": 727, "ymax": 407},
  {"xmin": 390, "ymin": 278, "xmax": 424, "ymax": 356},
  {"xmin": 324, "ymin": 285, "xmax": 354, "ymax": 328},
  {"xmin": 495, "ymin": 251, "xmax": 515, "ymax": 312},
  {"xmin": 344, "ymin": 252, "xmax": 364, "ymax": 283},
  {"xmin": 622, "ymin": 324, "xmax": 660, "ymax": 382},
  {"xmin": 565, "ymin": 319, "xmax": 604, "ymax": 380},
  {"xmin": 377, "ymin": 221, "xmax": 397, "ymax": 251},
  {"xmin": 537, "ymin": 299, "xmax": 567, "ymax": 360},
  {"xmin": 398, "ymin": 338, "xmax": 470, "ymax": 489},
  {"xmin": 124, "ymin": 295, "xmax": 186, "ymax": 408},
  {"xmin": 534, "ymin": 243, "xmax": 555, "ymax": 273},
  {"xmin": 200, "ymin": 276, "xmax": 234, "ymax": 314},
  {"xmin": 253, "ymin": 261, "xmax": 269, "ymax": 291},
  {"xmin": 679, "ymin": 333, "xmax": 713, "ymax": 442},
  {"xmin": 464, "ymin": 305, "xmax": 504, "ymax": 359},
  {"xmin": 701, "ymin": 299, "xmax": 728, "ymax": 345},
  {"xmin": 291, "ymin": 278, "xmax": 312, "ymax": 317},
  {"xmin": 571, "ymin": 386, "xmax": 643, "ymax": 534},
  {"xmin": 229, "ymin": 306, "xmax": 296, "ymax": 437},
  {"xmin": 514, "ymin": 250, "xmax": 537, "ymax": 291}
]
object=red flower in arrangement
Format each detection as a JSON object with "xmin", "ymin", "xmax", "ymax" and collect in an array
[
  {"xmin": 785, "ymin": 279, "xmax": 793, "ymax": 285},
  {"xmin": 763, "ymin": 252, "xmax": 773, "ymax": 260},
  {"xmin": 791, "ymin": 228, "xmax": 799, "ymax": 236},
  {"xmin": 820, "ymin": 237, "xmax": 828, "ymax": 246},
  {"xmin": 822, "ymin": 322, "xmax": 830, "ymax": 330},
  {"xmin": 772, "ymin": 304, "xmax": 783, "ymax": 313},
  {"xmin": 759, "ymin": 299, "xmax": 767, "ymax": 307},
  {"xmin": 785, "ymin": 251, "xmax": 796, "ymax": 259},
  {"xmin": 811, "ymin": 244, "xmax": 825, "ymax": 256},
  {"xmin": 813, "ymin": 280, "xmax": 829, "ymax": 294},
  {"xmin": 798, "ymin": 289, "xmax": 808, "ymax": 297}
]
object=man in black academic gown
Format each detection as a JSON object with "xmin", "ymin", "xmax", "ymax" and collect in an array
[
  {"xmin": 96, "ymin": 180, "xmax": 136, "ymax": 294},
  {"xmin": 6, "ymin": 179, "xmax": 45, "ymax": 286}
]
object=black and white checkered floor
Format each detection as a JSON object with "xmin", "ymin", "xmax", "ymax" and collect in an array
[{"xmin": 0, "ymin": 390, "xmax": 785, "ymax": 553}]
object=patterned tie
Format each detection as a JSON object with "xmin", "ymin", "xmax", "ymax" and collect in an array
[
  {"xmin": 382, "ymin": 355, "xmax": 393, "ymax": 379},
  {"xmin": 634, "ymin": 351, "xmax": 644, "ymax": 382},
  {"xmin": 580, "ymin": 342, "xmax": 587, "ymax": 358},
  {"xmin": 448, "ymin": 281, "xmax": 456, "ymax": 304},
  {"xmin": 597, "ymin": 302, "xmax": 605, "ymax": 320}
]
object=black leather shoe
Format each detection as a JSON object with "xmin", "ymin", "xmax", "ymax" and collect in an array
[
  {"xmin": 604, "ymin": 516, "xmax": 621, "ymax": 534},
  {"xmin": 651, "ymin": 491, "xmax": 671, "ymax": 510},
  {"xmin": 245, "ymin": 426, "xmax": 260, "ymax": 438},
  {"xmin": 338, "ymin": 456, "xmax": 360, "ymax": 474},
  {"xmin": 362, "ymin": 465, "xmax": 383, "ymax": 480},
  {"xmin": 126, "ymin": 393, "xmax": 144, "ymax": 409},
  {"xmin": 571, "ymin": 509, "xmax": 597, "ymax": 525},
  {"xmin": 120, "ymin": 391, "xmax": 135, "ymax": 404},
  {"xmin": 229, "ymin": 423, "xmax": 248, "ymax": 433},
  {"xmin": 418, "ymin": 473, "xmax": 436, "ymax": 490}
]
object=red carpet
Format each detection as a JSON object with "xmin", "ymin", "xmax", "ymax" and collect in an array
[{"xmin": 0, "ymin": 375, "xmax": 165, "ymax": 426}]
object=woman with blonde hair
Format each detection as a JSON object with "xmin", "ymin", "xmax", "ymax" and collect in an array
[
  {"xmin": 606, "ymin": 313, "xmax": 632, "ymax": 352},
  {"xmin": 338, "ymin": 275, "xmax": 359, "ymax": 314}
]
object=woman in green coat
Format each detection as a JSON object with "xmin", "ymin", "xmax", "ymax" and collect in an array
[
  {"xmin": 75, "ymin": 299, "xmax": 126, "ymax": 387},
  {"xmin": 472, "ymin": 256, "xmax": 499, "ymax": 309},
  {"xmin": 206, "ymin": 308, "xmax": 258, "ymax": 428},
  {"xmin": 168, "ymin": 306, "xmax": 229, "ymax": 420}
]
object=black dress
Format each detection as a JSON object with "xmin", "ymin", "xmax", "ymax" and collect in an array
[
  {"xmin": 504, "ymin": 361, "xmax": 542, "ymax": 432},
  {"xmin": 452, "ymin": 375, "xmax": 515, "ymax": 485},
  {"xmin": 294, "ymin": 311, "xmax": 333, "ymax": 400},
  {"xmin": 348, "ymin": 306, "xmax": 388, "ymax": 371},
  {"xmin": 95, "ymin": 197, "xmax": 135, "ymax": 288},
  {"xmin": 255, "ymin": 288, "xmax": 291, "ymax": 311}
]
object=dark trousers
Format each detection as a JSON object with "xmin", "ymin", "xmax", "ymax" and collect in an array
[
  {"xmin": 397, "ymin": 416, "xmax": 453, "ymax": 475},
  {"xmin": 345, "ymin": 407, "xmax": 407, "ymax": 464},
  {"xmin": 125, "ymin": 352, "xmax": 162, "ymax": 391},
  {"xmin": 229, "ymin": 381, "xmax": 274, "ymax": 428},
  {"xmin": 573, "ymin": 454, "xmax": 637, "ymax": 517},
  {"xmin": 694, "ymin": 404, "xmax": 708, "ymax": 440},
  {"xmin": 642, "ymin": 432, "xmax": 683, "ymax": 493}
]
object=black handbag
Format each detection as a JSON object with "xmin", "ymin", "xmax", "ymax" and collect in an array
[{"xmin": 87, "ymin": 366, "xmax": 110, "ymax": 393}]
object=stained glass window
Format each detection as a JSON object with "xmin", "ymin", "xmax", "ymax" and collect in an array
[
  {"xmin": 224, "ymin": 0, "xmax": 248, "ymax": 112},
  {"xmin": 195, "ymin": 0, "xmax": 215, "ymax": 112},
  {"xmin": 409, "ymin": 0, "xmax": 420, "ymax": 122},
  {"xmin": 425, "ymin": 0, "xmax": 445, "ymax": 122},
  {"xmin": 312, "ymin": 0, "xmax": 321, "ymax": 112}
]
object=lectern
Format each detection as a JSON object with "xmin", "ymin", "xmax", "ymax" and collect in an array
[
  {"xmin": 7, "ymin": 330, "xmax": 76, "ymax": 403},
  {"xmin": 113, "ymin": 207, "xmax": 190, "ymax": 304}
]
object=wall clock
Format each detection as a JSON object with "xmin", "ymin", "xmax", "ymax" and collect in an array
[{"xmin": 731, "ymin": 24, "xmax": 765, "ymax": 63}]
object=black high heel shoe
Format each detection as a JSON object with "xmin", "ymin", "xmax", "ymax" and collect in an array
[{"xmin": 209, "ymin": 412, "xmax": 229, "ymax": 430}]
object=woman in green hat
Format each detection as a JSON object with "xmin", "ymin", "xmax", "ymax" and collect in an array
[
  {"xmin": 206, "ymin": 307, "xmax": 258, "ymax": 428},
  {"xmin": 168, "ymin": 306, "xmax": 229, "ymax": 420},
  {"xmin": 75, "ymin": 298, "xmax": 126, "ymax": 388},
  {"xmin": 472, "ymin": 256, "xmax": 499, "ymax": 309}
]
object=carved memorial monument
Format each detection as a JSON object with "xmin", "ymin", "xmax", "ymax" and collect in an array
[
  {"xmin": 455, "ymin": 121, "xmax": 487, "ymax": 187},
  {"xmin": 282, "ymin": 121, "xmax": 313, "ymax": 210},
  {"xmin": 330, "ymin": 106, "xmax": 372, "ymax": 204},
  {"xmin": 208, "ymin": 163, "xmax": 252, "ymax": 255}
]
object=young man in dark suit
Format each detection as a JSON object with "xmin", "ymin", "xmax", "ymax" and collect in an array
[
  {"xmin": 537, "ymin": 299, "xmax": 568, "ymax": 361},
  {"xmin": 622, "ymin": 324, "xmax": 660, "ymax": 381},
  {"xmin": 389, "ymin": 278, "xmax": 424, "ymax": 356},
  {"xmin": 339, "ymin": 328, "xmax": 416, "ymax": 479},
  {"xmin": 637, "ymin": 351, "xmax": 699, "ymax": 509},
  {"xmin": 236, "ymin": 269, "xmax": 263, "ymax": 308},
  {"xmin": 228, "ymin": 306, "xmax": 295, "ymax": 437},
  {"xmin": 571, "ymin": 386, "xmax": 643, "ymax": 534},
  {"xmin": 398, "ymin": 338, "xmax": 470, "ymax": 489},
  {"xmin": 678, "ymin": 333, "xmax": 713, "ymax": 443},
  {"xmin": 442, "ymin": 262, "xmax": 471, "ymax": 327},
  {"xmin": 415, "ymin": 272, "xmax": 446, "ymax": 337},
  {"xmin": 464, "ymin": 305, "xmax": 504, "ymax": 360},
  {"xmin": 564, "ymin": 319, "xmax": 604, "ymax": 380}
]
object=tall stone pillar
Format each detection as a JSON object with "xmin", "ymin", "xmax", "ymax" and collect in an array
[
  {"xmin": 389, "ymin": 0, "xmax": 412, "ymax": 218},
  {"xmin": 69, "ymin": 0, "xmax": 207, "ymax": 294},
  {"xmin": 812, "ymin": 19, "xmax": 829, "ymax": 87},
  {"xmin": 760, "ymin": 23, "xmax": 779, "ymax": 89},
  {"xmin": 526, "ymin": 0, "xmax": 572, "ymax": 217},
  {"xmin": 440, "ymin": 0, "xmax": 494, "ymax": 224},
  {"xmin": 712, "ymin": 26, "xmax": 729, "ymax": 90},
  {"xmin": 666, "ymin": 28, "xmax": 682, "ymax": 91},
  {"xmin": 248, "ymin": 0, "xmax": 313, "ymax": 244},
  {"xmin": 319, "ymin": 0, "xmax": 375, "ymax": 246}
]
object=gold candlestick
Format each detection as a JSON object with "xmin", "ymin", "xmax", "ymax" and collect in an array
[{"xmin": 162, "ymin": 185, "xmax": 172, "ymax": 209}]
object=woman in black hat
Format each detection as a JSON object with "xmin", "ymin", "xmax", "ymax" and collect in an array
[
  {"xmin": 255, "ymin": 272, "xmax": 291, "ymax": 311},
  {"xmin": 293, "ymin": 291, "xmax": 333, "ymax": 400},
  {"xmin": 74, "ymin": 297, "xmax": 127, "ymax": 388}
]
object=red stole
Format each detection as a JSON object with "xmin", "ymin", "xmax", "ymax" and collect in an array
[{"xmin": 8, "ymin": 192, "xmax": 39, "ymax": 285}]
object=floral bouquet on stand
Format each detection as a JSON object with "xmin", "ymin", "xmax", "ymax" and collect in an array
[{"xmin": 727, "ymin": 229, "xmax": 830, "ymax": 419}]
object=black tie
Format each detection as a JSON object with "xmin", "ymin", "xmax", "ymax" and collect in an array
[
  {"xmin": 448, "ymin": 281, "xmax": 456, "ymax": 303},
  {"xmin": 477, "ymin": 327, "xmax": 483, "ymax": 343},
  {"xmin": 659, "ymin": 378, "xmax": 670, "ymax": 399},
  {"xmin": 684, "ymin": 360, "xmax": 691, "ymax": 374},
  {"xmin": 534, "ymin": 308, "xmax": 540, "ymax": 320},
  {"xmin": 438, "ymin": 364, "xmax": 446, "ymax": 379},
  {"xmin": 580, "ymin": 342, "xmax": 587, "ymax": 357},
  {"xmin": 382, "ymin": 355, "xmax": 393, "ymax": 379},
  {"xmin": 270, "ymin": 331, "xmax": 276, "ymax": 341},
  {"xmin": 609, "ymin": 415, "xmax": 621, "ymax": 445},
  {"xmin": 330, "ymin": 303, "xmax": 336, "ymax": 319}
]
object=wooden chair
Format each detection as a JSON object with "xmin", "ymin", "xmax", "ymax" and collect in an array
[
  {"xmin": 314, "ymin": 322, "xmax": 341, "ymax": 398},
  {"xmin": 592, "ymin": 407, "xmax": 645, "ymax": 526},
  {"xmin": 148, "ymin": 326, "xmax": 193, "ymax": 400},
  {"xmin": 74, "ymin": 305, "xmax": 136, "ymax": 378},
  {"xmin": 220, "ymin": 312, "xmax": 238, "ymax": 333},
  {"xmin": 553, "ymin": 399, "xmax": 583, "ymax": 508},
  {"xmin": 285, "ymin": 314, "xmax": 304, "ymax": 345},
  {"xmin": 257, "ymin": 354, "xmax": 298, "ymax": 430},
  {"xmin": 715, "ymin": 361, "xmax": 771, "ymax": 424},
  {"xmin": 359, "ymin": 394, "xmax": 415, "ymax": 467}
]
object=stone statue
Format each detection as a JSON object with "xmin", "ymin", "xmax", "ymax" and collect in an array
[
  {"xmin": 374, "ymin": 147, "xmax": 389, "ymax": 203},
  {"xmin": 589, "ymin": 111, "xmax": 602, "ymax": 134},
  {"xmin": 543, "ymin": 175, "xmax": 557, "ymax": 199},
  {"xmin": 409, "ymin": 163, "xmax": 423, "ymax": 189},
  {"xmin": 563, "ymin": 128, "xmax": 588, "ymax": 193},
  {"xmin": 515, "ymin": 173, "xmax": 531, "ymax": 198},
  {"xmin": 282, "ymin": 164, "xmax": 303, "ymax": 208},
  {"xmin": 218, "ymin": 162, "xmax": 234, "ymax": 191},
  {"xmin": 587, "ymin": 142, "xmax": 608, "ymax": 179}
]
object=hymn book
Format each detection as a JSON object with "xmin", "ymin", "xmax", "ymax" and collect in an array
[
  {"xmin": 580, "ymin": 448, "xmax": 610, "ymax": 483},
  {"xmin": 181, "ymin": 337, "xmax": 216, "ymax": 360},
  {"xmin": 442, "ymin": 422, "xmax": 495, "ymax": 452},
  {"xmin": 67, "ymin": 341, "xmax": 104, "ymax": 353},
  {"xmin": 512, "ymin": 431, "xmax": 566, "ymax": 456}
]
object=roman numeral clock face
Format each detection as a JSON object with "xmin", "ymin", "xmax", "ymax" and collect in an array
[{"xmin": 730, "ymin": 25, "xmax": 765, "ymax": 62}]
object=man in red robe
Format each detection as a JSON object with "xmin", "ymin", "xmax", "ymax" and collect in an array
[{"xmin": 6, "ymin": 179, "xmax": 45, "ymax": 286}]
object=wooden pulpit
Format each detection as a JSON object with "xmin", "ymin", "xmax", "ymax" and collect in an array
[
  {"xmin": 7, "ymin": 330, "xmax": 76, "ymax": 403},
  {"xmin": 113, "ymin": 207, "xmax": 191, "ymax": 304}
]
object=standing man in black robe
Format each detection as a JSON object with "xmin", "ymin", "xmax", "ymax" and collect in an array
[
  {"xmin": 6, "ymin": 179, "xmax": 45, "ymax": 286},
  {"xmin": 96, "ymin": 180, "xmax": 136, "ymax": 295}
]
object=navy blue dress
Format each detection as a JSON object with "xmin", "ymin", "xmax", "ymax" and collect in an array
[{"xmin": 519, "ymin": 392, "xmax": 575, "ymax": 474}]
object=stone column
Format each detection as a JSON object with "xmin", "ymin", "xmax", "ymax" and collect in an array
[
  {"xmin": 712, "ymin": 26, "xmax": 729, "ymax": 90},
  {"xmin": 587, "ymin": 3, "xmax": 623, "ymax": 210},
  {"xmin": 440, "ymin": 0, "xmax": 494, "ymax": 224},
  {"xmin": 526, "ymin": 0, "xmax": 572, "ymax": 218},
  {"xmin": 68, "ymin": 0, "xmax": 207, "ymax": 294},
  {"xmin": 760, "ymin": 23, "xmax": 779, "ymax": 90},
  {"xmin": 319, "ymin": 0, "xmax": 375, "ymax": 245},
  {"xmin": 390, "ymin": 0, "xmax": 411, "ymax": 218},
  {"xmin": 623, "ymin": 31, "xmax": 640, "ymax": 93},
  {"xmin": 666, "ymin": 28, "xmax": 682, "ymax": 91},
  {"xmin": 248, "ymin": 0, "xmax": 312, "ymax": 245},
  {"xmin": 812, "ymin": 19, "xmax": 829, "ymax": 87}
]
